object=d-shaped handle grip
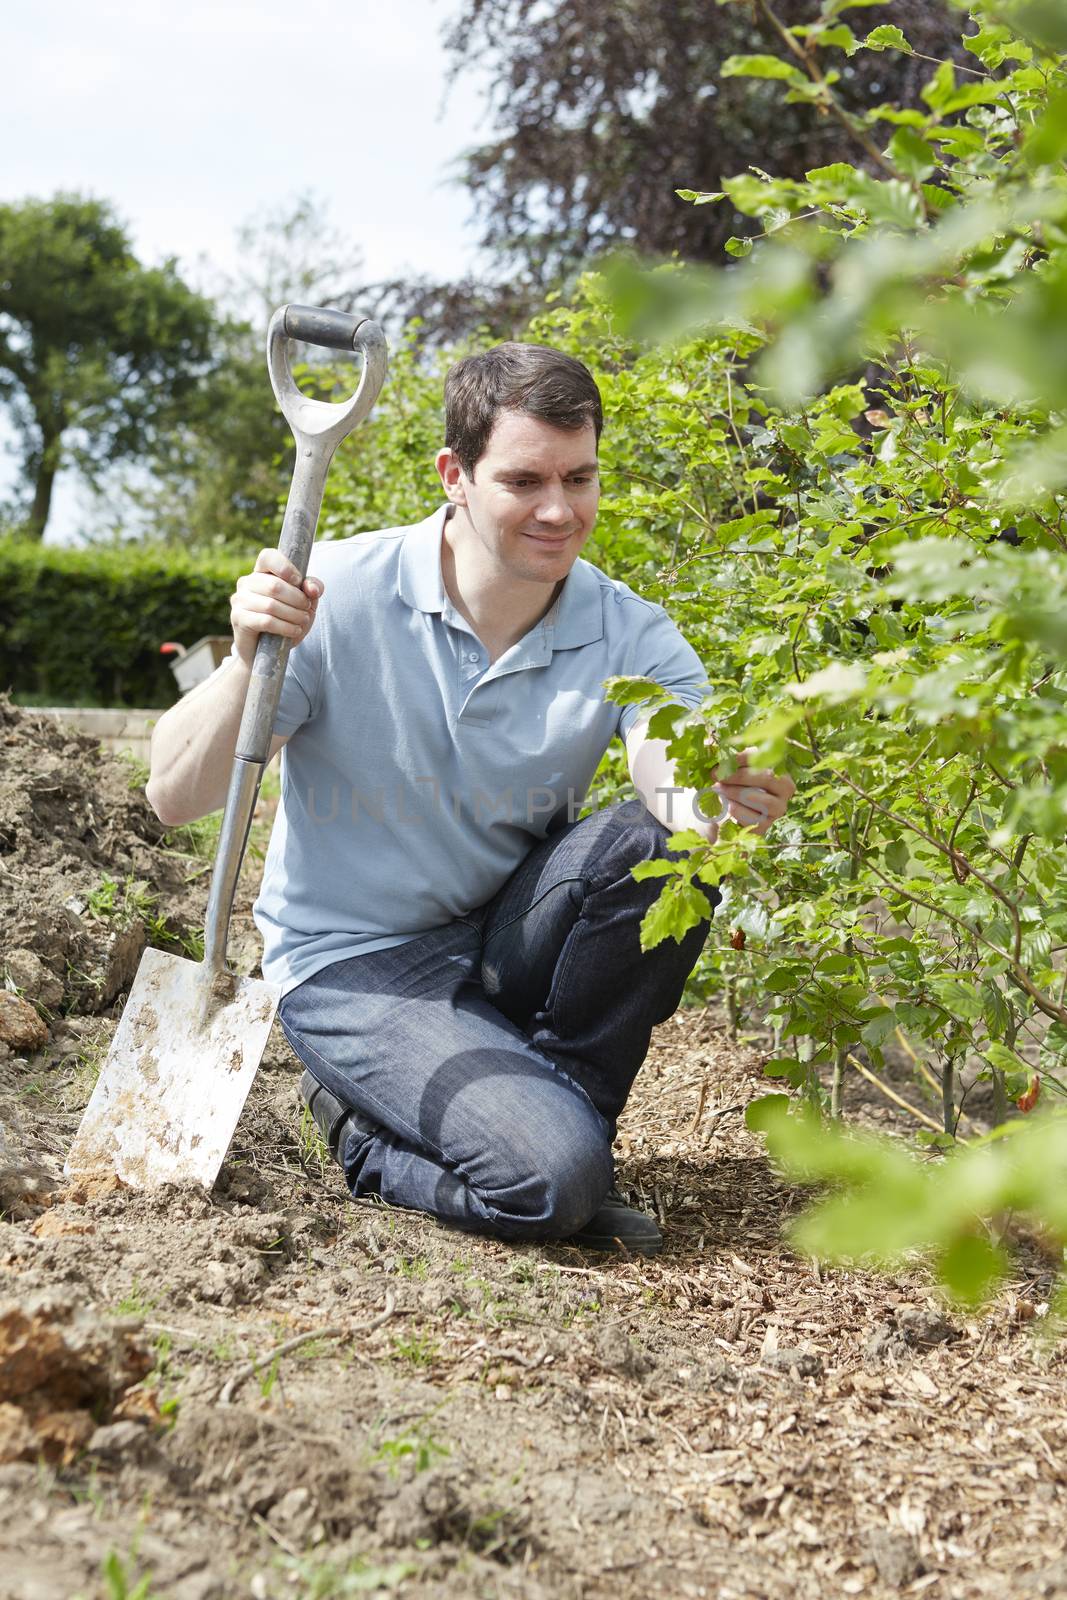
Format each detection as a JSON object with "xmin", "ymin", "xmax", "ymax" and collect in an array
[
  {"xmin": 283, "ymin": 304, "xmax": 368, "ymax": 351},
  {"xmin": 267, "ymin": 304, "xmax": 388, "ymax": 446}
]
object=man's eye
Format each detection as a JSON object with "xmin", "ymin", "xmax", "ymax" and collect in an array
[{"xmin": 567, "ymin": 476, "xmax": 595, "ymax": 487}]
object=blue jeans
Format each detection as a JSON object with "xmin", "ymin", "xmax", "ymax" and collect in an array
[{"xmin": 278, "ymin": 801, "xmax": 714, "ymax": 1241}]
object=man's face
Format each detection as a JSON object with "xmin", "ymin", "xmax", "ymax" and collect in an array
[{"xmin": 437, "ymin": 411, "xmax": 600, "ymax": 585}]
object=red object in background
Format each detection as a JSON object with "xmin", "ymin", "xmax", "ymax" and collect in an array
[
  {"xmin": 1017, "ymin": 1074, "xmax": 1041, "ymax": 1113},
  {"xmin": 730, "ymin": 929, "xmax": 746, "ymax": 950},
  {"xmin": 159, "ymin": 642, "xmax": 183, "ymax": 656}
]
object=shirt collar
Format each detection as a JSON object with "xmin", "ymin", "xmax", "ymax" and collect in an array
[
  {"xmin": 397, "ymin": 505, "xmax": 605, "ymax": 650},
  {"xmin": 549, "ymin": 557, "xmax": 605, "ymax": 650},
  {"xmin": 397, "ymin": 506, "xmax": 451, "ymax": 614}
]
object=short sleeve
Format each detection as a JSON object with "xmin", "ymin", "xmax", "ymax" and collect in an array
[
  {"xmin": 225, "ymin": 630, "xmax": 321, "ymax": 742},
  {"xmin": 617, "ymin": 605, "xmax": 708, "ymax": 741},
  {"xmin": 271, "ymin": 623, "xmax": 323, "ymax": 737}
]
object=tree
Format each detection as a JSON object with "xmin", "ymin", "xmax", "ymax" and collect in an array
[
  {"xmin": 123, "ymin": 194, "xmax": 371, "ymax": 549},
  {"xmin": 0, "ymin": 194, "xmax": 216, "ymax": 538},
  {"xmin": 444, "ymin": 0, "xmax": 976, "ymax": 283},
  {"xmin": 222, "ymin": 191, "xmax": 366, "ymax": 348}
]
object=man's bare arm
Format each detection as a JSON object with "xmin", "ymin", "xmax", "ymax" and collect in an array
[
  {"xmin": 145, "ymin": 550, "xmax": 323, "ymax": 827},
  {"xmin": 145, "ymin": 662, "xmax": 289, "ymax": 826}
]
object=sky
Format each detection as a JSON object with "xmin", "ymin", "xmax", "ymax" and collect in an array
[{"xmin": 1, "ymin": 0, "xmax": 490, "ymax": 540}]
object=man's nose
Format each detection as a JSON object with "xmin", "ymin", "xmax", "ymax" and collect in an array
[{"xmin": 534, "ymin": 481, "xmax": 573, "ymax": 524}]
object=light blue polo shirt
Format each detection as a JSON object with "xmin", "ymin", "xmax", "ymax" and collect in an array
[{"xmin": 254, "ymin": 506, "xmax": 707, "ymax": 994}]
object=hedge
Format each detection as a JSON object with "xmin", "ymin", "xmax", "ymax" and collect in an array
[{"xmin": 0, "ymin": 539, "xmax": 247, "ymax": 707}]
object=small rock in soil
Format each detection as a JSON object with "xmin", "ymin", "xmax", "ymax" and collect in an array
[
  {"xmin": 867, "ymin": 1303, "xmax": 959, "ymax": 1361},
  {"xmin": 0, "ymin": 993, "xmax": 48, "ymax": 1053},
  {"xmin": 865, "ymin": 1528, "xmax": 925, "ymax": 1588},
  {"xmin": 595, "ymin": 1320, "xmax": 654, "ymax": 1379},
  {"xmin": 896, "ymin": 1303, "xmax": 958, "ymax": 1347},
  {"xmin": 1, "ymin": 949, "xmax": 63, "ymax": 1011},
  {"xmin": 0, "ymin": 1122, "xmax": 59, "ymax": 1219},
  {"xmin": 764, "ymin": 1346, "xmax": 824, "ymax": 1379},
  {"xmin": 87, "ymin": 1419, "xmax": 161, "ymax": 1463},
  {"xmin": 268, "ymin": 1484, "xmax": 319, "ymax": 1544},
  {"xmin": 170, "ymin": 1571, "xmax": 228, "ymax": 1600},
  {"xmin": 707, "ymin": 1354, "xmax": 740, "ymax": 1391}
]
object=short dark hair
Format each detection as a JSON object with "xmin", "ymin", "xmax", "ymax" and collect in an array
[{"xmin": 444, "ymin": 342, "xmax": 603, "ymax": 476}]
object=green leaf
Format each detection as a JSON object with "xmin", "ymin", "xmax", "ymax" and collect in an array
[
  {"xmin": 863, "ymin": 25, "xmax": 912, "ymax": 53},
  {"xmin": 805, "ymin": 162, "xmax": 861, "ymax": 188},
  {"xmin": 646, "ymin": 703, "xmax": 688, "ymax": 741},
  {"xmin": 1023, "ymin": 88, "xmax": 1067, "ymax": 168},
  {"xmin": 886, "ymin": 127, "xmax": 937, "ymax": 181},
  {"xmin": 630, "ymin": 859, "xmax": 679, "ymax": 881},
  {"xmin": 962, "ymin": 21, "xmax": 1032, "ymax": 68},
  {"xmin": 721, "ymin": 54, "xmax": 806, "ymax": 81},
  {"xmin": 676, "ymin": 189, "xmax": 726, "ymax": 206},
  {"xmin": 811, "ymin": 24, "xmax": 859, "ymax": 53},
  {"xmin": 921, "ymin": 60, "xmax": 958, "ymax": 114},
  {"xmin": 938, "ymin": 1234, "xmax": 1005, "ymax": 1306},
  {"xmin": 787, "ymin": 662, "xmax": 868, "ymax": 701},
  {"xmin": 725, "ymin": 236, "xmax": 754, "ymax": 258},
  {"xmin": 929, "ymin": 976, "xmax": 985, "ymax": 1022},
  {"xmin": 639, "ymin": 880, "xmax": 712, "ymax": 950},
  {"xmin": 762, "ymin": 1057, "xmax": 807, "ymax": 1085},
  {"xmin": 860, "ymin": 1006, "xmax": 898, "ymax": 1050},
  {"xmin": 884, "ymin": 839, "xmax": 910, "ymax": 875},
  {"xmin": 982, "ymin": 1042, "xmax": 1030, "ymax": 1094},
  {"xmin": 603, "ymin": 675, "xmax": 670, "ymax": 707},
  {"xmin": 845, "ymin": 173, "xmax": 924, "ymax": 229},
  {"xmin": 745, "ymin": 1094, "xmax": 792, "ymax": 1133},
  {"xmin": 1003, "ymin": 0, "xmax": 1067, "ymax": 53},
  {"xmin": 765, "ymin": 965, "xmax": 803, "ymax": 993}
]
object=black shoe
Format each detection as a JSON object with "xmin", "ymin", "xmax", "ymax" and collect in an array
[
  {"xmin": 564, "ymin": 1187, "xmax": 663, "ymax": 1255},
  {"xmin": 299, "ymin": 1068, "xmax": 375, "ymax": 1165}
]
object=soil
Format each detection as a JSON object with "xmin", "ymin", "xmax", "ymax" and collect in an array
[{"xmin": 1, "ymin": 701, "xmax": 1066, "ymax": 1600}]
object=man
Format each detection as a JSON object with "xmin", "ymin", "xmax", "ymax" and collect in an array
[{"xmin": 147, "ymin": 343, "xmax": 794, "ymax": 1254}]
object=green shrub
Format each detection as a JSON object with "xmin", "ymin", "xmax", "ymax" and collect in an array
[{"xmin": 0, "ymin": 540, "xmax": 246, "ymax": 707}]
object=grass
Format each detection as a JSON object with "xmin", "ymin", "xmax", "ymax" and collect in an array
[
  {"xmin": 560, "ymin": 1296, "xmax": 602, "ymax": 1329},
  {"xmin": 297, "ymin": 1105, "xmax": 331, "ymax": 1178},
  {"xmin": 69, "ymin": 1534, "xmax": 162, "ymax": 1600},
  {"xmin": 145, "ymin": 1332, "xmax": 183, "ymax": 1426},
  {"xmin": 390, "ymin": 1330, "xmax": 441, "ymax": 1369},
  {"xmin": 163, "ymin": 811, "xmax": 222, "ymax": 865},
  {"xmin": 100, "ymin": 1549, "xmax": 159, "ymax": 1600},
  {"xmin": 86, "ymin": 873, "xmax": 156, "ymax": 924},
  {"xmin": 60, "ymin": 1023, "xmax": 114, "ymax": 1110},
  {"xmin": 111, "ymin": 1279, "xmax": 158, "ymax": 1318},
  {"xmin": 291, "ymin": 1335, "xmax": 337, "ymax": 1362},
  {"xmin": 117, "ymin": 750, "xmax": 151, "ymax": 791},
  {"xmin": 368, "ymin": 1409, "xmax": 451, "ymax": 1477},
  {"xmin": 450, "ymin": 1260, "xmax": 523, "ymax": 1326},
  {"xmin": 84, "ymin": 868, "xmax": 205, "ymax": 961}
]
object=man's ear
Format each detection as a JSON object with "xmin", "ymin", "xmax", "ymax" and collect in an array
[{"xmin": 435, "ymin": 447, "xmax": 468, "ymax": 507}]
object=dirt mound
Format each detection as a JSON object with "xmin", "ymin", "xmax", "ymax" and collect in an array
[
  {"xmin": 0, "ymin": 697, "xmax": 202, "ymax": 1027},
  {"xmin": 0, "ymin": 1290, "xmax": 152, "ymax": 1465}
]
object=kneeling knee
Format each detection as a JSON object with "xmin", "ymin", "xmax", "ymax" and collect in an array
[{"xmin": 491, "ymin": 1138, "xmax": 613, "ymax": 1241}]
